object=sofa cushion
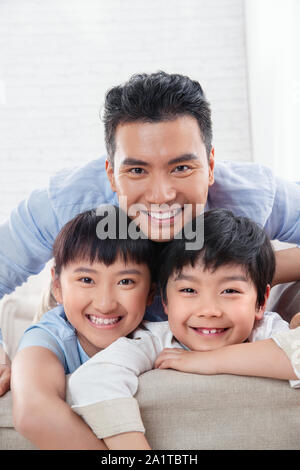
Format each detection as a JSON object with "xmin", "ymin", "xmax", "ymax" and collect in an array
[{"xmin": 1, "ymin": 371, "xmax": 300, "ymax": 450}]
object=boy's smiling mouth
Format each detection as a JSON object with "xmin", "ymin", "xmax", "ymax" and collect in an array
[
  {"xmin": 191, "ymin": 327, "xmax": 229, "ymax": 336},
  {"xmin": 86, "ymin": 314, "xmax": 122, "ymax": 328}
]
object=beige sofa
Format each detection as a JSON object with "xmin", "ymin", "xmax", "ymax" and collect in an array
[{"xmin": 1, "ymin": 263, "xmax": 300, "ymax": 450}]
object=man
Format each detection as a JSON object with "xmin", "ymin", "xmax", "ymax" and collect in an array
[{"xmin": 1, "ymin": 71, "xmax": 300, "ymax": 395}]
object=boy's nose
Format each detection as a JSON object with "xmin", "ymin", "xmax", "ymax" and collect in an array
[{"xmin": 194, "ymin": 301, "xmax": 223, "ymax": 318}]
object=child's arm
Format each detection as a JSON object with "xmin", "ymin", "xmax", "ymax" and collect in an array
[
  {"xmin": 12, "ymin": 346, "xmax": 108, "ymax": 450},
  {"xmin": 105, "ymin": 432, "xmax": 151, "ymax": 450},
  {"xmin": 155, "ymin": 336, "xmax": 299, "ymax": 382},
  {"xmin": 67, "ymin": 332, "xmax": 163, "ymax": 449},
  {"xmin": 0, "ymin": 343, "xmax": 11, "ymax": 396}
]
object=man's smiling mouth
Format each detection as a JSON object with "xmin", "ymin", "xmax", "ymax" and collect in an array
[{"xmin": 141, "ymin": 207, "xmax": 183, "ymax": 224}]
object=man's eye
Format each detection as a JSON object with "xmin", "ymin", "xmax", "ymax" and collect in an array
[
  {"xmin": 79, "ymin": 277, "xmax": 94, "ymax": 284},
  {"xmin": 129, "ymin": 168, "xmax": 145, "ymax": 174},
  {"xmin": 173, "ymin": 165, "xmax": 189, "ymax": 172},
  {"xmin": 119, "ymin": 279, "xmax": 134, "ymax": 285}
]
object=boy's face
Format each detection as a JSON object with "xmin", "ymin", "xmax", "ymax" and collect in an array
[
  {"xmin": 164, "ymin": 262, "xmax": 268, "ymax": 352},
  {"xmin": 52, "ymin": 257, "xmax": 153, "ymax": 356}
]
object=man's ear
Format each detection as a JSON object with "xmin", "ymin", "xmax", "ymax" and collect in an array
[
  {"xmin": 255, "ymin": 284, "xmax": 271, "ymax": 321},
  {"xmin": 51, "ymin": 266, "xmax": 63, "ymax": 305},
  {"xmin": 208, "ymin": 147, "xmax": 215, "ymax": 186},
  {"xmin": 105, "ymin": 159, "xmax": 117, "ymax": 193}
]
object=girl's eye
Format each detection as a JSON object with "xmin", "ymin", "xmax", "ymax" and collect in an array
[
  {"xmin": 119, "ymin": 279, "xmax": 134, "ymax": 286},
  {"xmin": 79, "ymin": 277, "xmax": 94, "ymax": 284}
]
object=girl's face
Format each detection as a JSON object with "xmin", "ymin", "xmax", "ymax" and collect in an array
[{"xmin": 52, "ymin": 256, "xmax": 153, "ymax": 357}]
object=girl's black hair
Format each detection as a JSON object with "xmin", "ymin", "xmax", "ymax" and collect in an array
[
  {"xmin": 53, "ymin": 206, "xmax": 159, "ymax": 281},
  {"xmin": 159, "ymin": 209, "xmax": 275, "ymax": 308}
]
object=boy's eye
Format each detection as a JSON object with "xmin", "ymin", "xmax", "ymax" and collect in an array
[
  {"xmin": 79, "ymin": 277, "xmax": 94, "ymax": 284},
  {"xmin": 180, "ymin": 287, "xmax": 196, "ymax": 294},
  {"xmin": 118, "ymin": 278, "xmax": 134, "ymax": 286},
  {"xmin": 222, "ymin": 288, "xmax": 239, "ymax": 294}
]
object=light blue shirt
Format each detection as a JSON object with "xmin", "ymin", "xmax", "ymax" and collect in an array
[
  {"xmin": 18, "ymin": 305, "xmax": 90, "ymax": 374},
  {"xmin": 1, "ymin": 155, "xmax": 300, "ymax": 322}
]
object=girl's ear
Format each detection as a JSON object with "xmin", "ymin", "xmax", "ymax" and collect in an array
[
  {"xmin": 255, "ymin": 284, "xmax": 271, "ymax": 321},
  {"xmin": 51, "ymin": 266, "xmax": 63, "ymax": 305}
]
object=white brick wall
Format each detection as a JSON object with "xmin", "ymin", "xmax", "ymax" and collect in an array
[{"xmin": 0, "ymin": 0, "xmax": 251, "ymax": 222}]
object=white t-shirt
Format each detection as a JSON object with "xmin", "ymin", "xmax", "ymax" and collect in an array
[{"xmin": 66, "ymin": 311, "xmax": 300, "ymax": 439}]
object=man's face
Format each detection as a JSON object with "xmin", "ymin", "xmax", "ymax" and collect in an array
[
  {"xmin": 164, "ymin": 262, "xmax": 267, "ymax": 352},
  {"xmin": 106, "ymin": 115, "xmax": 214, "ymax": 241}
]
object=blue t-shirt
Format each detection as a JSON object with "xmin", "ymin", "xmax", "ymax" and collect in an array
[
  {"xmin": 1, "ymin": 156, "xmax": 300, "ymax": 317},
  {"xmin": 18, "ymin": 305, "xmax": 90, "ymax": 374}
]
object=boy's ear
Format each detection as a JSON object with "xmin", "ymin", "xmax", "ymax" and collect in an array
[
  {"xmin": 51, "ymin": 266, "xmax": 63, "ymax": 305},
  {"xmin": 162, "ymin": 300, "xmax": 169, "ymax": 317},
  {"xmin": 255, "ymin": 284, "xmax": 271, "ymax": 320},
  {"xmin": 146, "ymin": 283, "xmax": 157, "ymax": 306}
]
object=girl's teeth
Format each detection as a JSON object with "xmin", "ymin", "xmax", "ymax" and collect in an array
[{"xmin": 89, "ymin": 315, "xmax": 119, "ymax": 325}]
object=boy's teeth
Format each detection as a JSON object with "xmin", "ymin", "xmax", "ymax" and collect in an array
[
  {"xmin": 201, "ymin": 328, "xmax": 223, "ymax": 335},
  {"xmin": 89, "ymin": 315, "xmax": 119, "ymax": 325}
]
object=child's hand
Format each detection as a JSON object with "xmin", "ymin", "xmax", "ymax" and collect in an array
[
  {"xmin": 0, "ymin": 363, "xmax": 11, "ymax": 396},
  {"xmin": 154, "ymin": 348, "xmax": 218, "ymax": 375}
]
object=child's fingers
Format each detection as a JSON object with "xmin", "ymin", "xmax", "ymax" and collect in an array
[
  {"xmin": 154, "ymin": 349, "xmax": 184, "ymax": 369},
  {"xmin": 156, "ymin": 357, "xmax": 179, "ymax": 370},
  {"xmin": 0, "ymin": 365, "xmax": 11, "ymax": 396}
]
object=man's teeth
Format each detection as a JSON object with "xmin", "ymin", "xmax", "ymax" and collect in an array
[
  {"xmin": 88, "ymin": 315, "xmax": 120, "ymax": 325},
  {"xmin": 148, "ymin": 210, "xmax": 181, "ymax": 220}
]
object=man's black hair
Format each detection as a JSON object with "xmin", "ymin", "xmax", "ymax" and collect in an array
[
  {"xmin": 159, "ymin": 209, "xmax": 275, "ymax": 309},
  {"xmin": 103, "ymin": 71, "xmax": 213, "ymax": 166},
  {"xmin": 53, "ymin": 206, "xmax": 159, "ymax": 282}
]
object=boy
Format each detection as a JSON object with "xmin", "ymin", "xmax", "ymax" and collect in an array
[
  {"xmin": 66, "ymin": 209, "xmax": 300, "ymax": 450},
  {"xmin": 11, "ymin": 206, "xmax": 158, "ymax": 450}
]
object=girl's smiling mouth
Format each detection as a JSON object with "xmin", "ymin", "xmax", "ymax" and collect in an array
[{"xmin": 86, "ymin": 314, "xmax": 122, "ymax": 329}]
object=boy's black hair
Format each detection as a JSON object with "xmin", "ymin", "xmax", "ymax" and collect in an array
[
  {"xmin": 53, "ymin": 206, "xmax": 159, "ymax": 282},
  {"xmin": 159, "ymin": 209, "xmax": 275, "ymax": 309},
  {"xmin": 103, "ymin": 71, "xmax": 212, "ymax": 167}
]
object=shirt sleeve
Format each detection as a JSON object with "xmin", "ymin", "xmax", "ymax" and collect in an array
[
  {"xmin": 264, "ymin": 177, "xmax": 300, "ymax": 244},
  {"xmin": 249, "ymin": 312, "xmax": 300, "ymax": 388},
  {"xmin": 271, "ymin": 327, "xmax": 300, "ymax": 388},
  {"xmin": 18, "ymin": 326, "xmax": 66, "ymax": 371},
  {"xmin": 0, "ymin": 188, "xmax": 59, "ymax": 299},
  {"xmin": 66, "ymin": 331, "xmax": 163, "ymax": 439}
]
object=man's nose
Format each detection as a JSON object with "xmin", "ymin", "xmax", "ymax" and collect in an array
[{"xmin": 144, "ymin": 174, "xmax": 176, "ymax": 205}]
